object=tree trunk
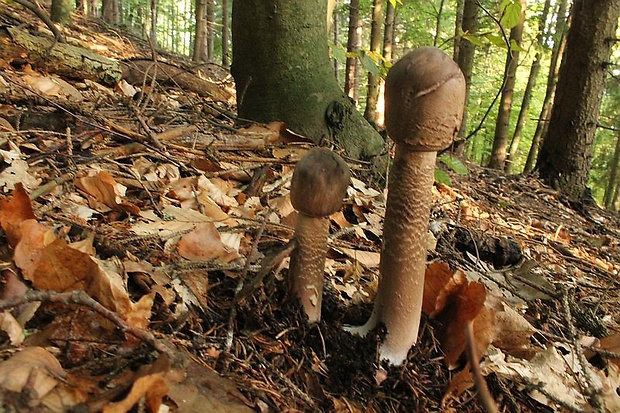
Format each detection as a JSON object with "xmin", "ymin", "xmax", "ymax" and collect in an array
[
  {"xmin": 231, "ymin": 0, "xmax": 384, "ymax": 161},
  {"xmin": 452, "ymin": 0, "xmax": 478, "ymax": 155},
  {"xmin": 535, "ymin": 0, "xmax": 620, "ymax": 201},
  {"xmin": 345, "ymin": 0, "xmax": 361, "ymax": 102},
  {"xmin": 453, "ymin": 0, "xmax": 464, "ymax": 61},
  {"xmin": 193, "ymin": 0, "xmax": 207, "ymax": 62},
  {"xmin": 433, "ymin": 0, "xmax": 445, "ymax": 47},
  {"xmin": 505, "ymin": 0, "xmax": 551, "ymax": 173},
  {"xmin": 375, "ymin": 0, "xmax": 396, "ymax": 127},
  {"xmin": 488, "ymin": 0, "xmax": 526, "ymax": 170},
  {"xmin": 604, "ymin": 134, "xmax": 620, "ymax": 208},
  {"xmin": 523, "ymin": 0, "xmax": 569, "ymax": 174},
  {"xmin": 206, "ymin": 0, "xmax": 215, "ymax": 61},
  {"xmin": 101, "ymin": 0, "xmax": 118, "ymax": 24},
  {"xmin": 222, "ymin": 0, "xmax": 230, "ymax": 66},
  {"xmin": 363, "ymin": 0, "xmax": 383, "ymax": 125}
]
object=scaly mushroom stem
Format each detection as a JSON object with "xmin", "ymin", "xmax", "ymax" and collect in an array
[
  {"xmin": 289, "ymin": 213, "xmax": 330, "ymax": 323},
  {"xmin": 346, "ymin": 47, "xmax": 465, "ymax": 367},
  {"xmin": 347, "ymin": 149, "xmax": 436, "ymax": 365}
]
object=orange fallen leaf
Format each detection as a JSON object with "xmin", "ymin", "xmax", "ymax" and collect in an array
[
  {"xmin": 423, "ymin": 262, "xmax": 495, "ymax": 368},
  {"xmin": 75, "ymin": 171, "xmax": 140, "ymax": 215},
  {"xmin": 0, "ymin": 183, "xmax": 37, "ymax": 247}
]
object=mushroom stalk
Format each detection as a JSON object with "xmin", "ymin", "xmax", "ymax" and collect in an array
[
  {"xmin": 346, "ymin": 47, "xmax": 465, "ymax": 366},
  {"xmin": 348, "ymin": 149, "xmax": 437, "ymax": 364},
  {"xmin": 289, "ymin": 213, "xmax": 330, "ymax": 322}
]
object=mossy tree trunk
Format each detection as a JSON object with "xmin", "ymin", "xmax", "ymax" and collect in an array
[
  {"xmin": 535, "ymin": 0, "xmax": 620, "ymax": 201},
  {"xmin": 231, "ymin": 0, "xmax": 384, "ymax": 161}
]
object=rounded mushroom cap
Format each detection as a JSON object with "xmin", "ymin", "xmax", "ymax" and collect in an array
[
  {"xmin": 385, "ymin": 46, "xmax": 466, "ymax": 151},
  {"xmin": 290, "ymin": 148, "xmax": 351, "ymax": 217}
]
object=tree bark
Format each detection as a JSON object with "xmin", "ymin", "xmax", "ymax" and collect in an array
[
  {"xmin": 604, "ymin": 134, "xmax": 620, "ymax": 208},
  {"xmin": 344, "ymin": 0, "xmax": 361, "ymax": 102},
  {"xmin": 452, "ymin": 0, "xmax": 478, "ymax": 155},
  {"xmin": 192, "ymin": 0, "xmax": 207, "ymax": 62},
  {"xmin": 505, "ymin": 0, "xmax": 552, "ymax": 173},
  {"xmin": 375, "ymin": 0, "xmax": 396, "ymax": 127},
  {"xmin": 206, "ymin": 0, "xmax": 215, "ymax": 61},
  {"xmin": 231, "ymin": 0, "xmax": 384, "ymax": 161},
  {"xmin": 488, "ymin": 0, "xmax": 526, "ymax": 170},
  {"xmin": 433, "ymin": 0, "xmax": 445, "ymax": 47},
  {"xmin": 523, "ymin": 0, "xmax": 569, "ymax": 174},
  {"xmin": 363, "ymin": 0, "xmax": 383, "ymax": 125},
  {"xmin": 221, "ymin": 0, "xmax": 230, "ymax": 66},
  {"xmin": 535, "ymin": 0, "xmax": 620, "ymax": 201},
  {"xmin": 101, "ymin": 0, "xmax": 118, "ymax": 24},
  {"xmin": 453, "ymin": 0, "xmax": 464, "ymax": 61}
]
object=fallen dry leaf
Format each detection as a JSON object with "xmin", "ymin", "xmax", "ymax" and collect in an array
[
  {"xmin": 423, "ymin": 262, "xmax": 495, "ymax": 368},
  {"xmin": 177, "ymin": 222, "xmax": 241, "ymax": 263},
  {"xmin": 0, "ymin": 347, "xmax": 65, "ymax": 398},
  {"xmin": 75, "ymin": 171, "xmax": 140, "ymax": 215},
  {"xmin": 0, "ymin": 183, "xmax": 37, "ymax": 247},
  {"xmin": 103, "ymin": 372, "xmax": 168, "ymax": 413},
  {"xmin": 0, "ymin": 311, "xmax": 24, "ymax": 345}
]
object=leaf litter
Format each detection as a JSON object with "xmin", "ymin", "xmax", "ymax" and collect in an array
[{"xmin": 0, "ymin": 2, "xmax": 620, "ymax": 411}]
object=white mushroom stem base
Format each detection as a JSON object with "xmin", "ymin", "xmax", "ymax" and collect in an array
[
  {"xmin": 289, "ymin": 213, "xmax": 330, "ymax": 323},
  {"xmin": 346, "ymin": 148, "xmax": 436, "ymax": 365}
]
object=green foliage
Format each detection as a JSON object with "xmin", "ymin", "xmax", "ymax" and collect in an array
[
  {"xmin": 434, "ymin": 169, "xmax": 452, "ymax": 185},
  {"xmin": 439, "ymin": 154, "xmax": 469, "ymax": 175},
  {"xmin": 499, "ymin": 0, "xmax": 523, "ymax": 29}
]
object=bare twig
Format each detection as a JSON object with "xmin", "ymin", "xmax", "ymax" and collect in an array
[
  {"xmin": 465, "ymin": 321, "xmax": 500, "ymax": 413},
  {"xmin": 0, "ymin": 290, "xmax": 181, "ymax": 362}
]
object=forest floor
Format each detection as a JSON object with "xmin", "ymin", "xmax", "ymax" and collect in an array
[{"xmin": 1, "ymin": 2, "xmax": 620, "ymax": 412}]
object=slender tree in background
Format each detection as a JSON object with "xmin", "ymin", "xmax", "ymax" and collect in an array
[
  {"xmin": 363, "ymin": 0, "xmax": 384, "ymax": 125},
  {"xmin": 231, "ymin": 0, "xmax": 384, "ymax": 161},
  {"xmin": 505, "ymin": 0, "xmax": 552, "ymax": 173},
  {"xmin": 488, "ymin": 0, "xmax": 526, "ymax": 170},
  {"xmin": 192, "ymin": 0, "xmax": 207, "ymax": 62},
  {"xmin": 604, "ymin": 133, "xmax": 620, "ymax": 209},
  {"xmin": 102, "ymin": 0, "xmax": 119, "ymax": 24},
  {"xmin": 452, "ymin": 0, "xmax": 478, "ymax": 155},
  {"xmin": 535, "ymin": 0, "xmax": 620, "ymax": 201},
  {"xmin": 375, "ymin": 0, "xmax": 396, "ymax": 127},
  {"xmin": 523, "ymin": 0, "xmax": 569, "ymax": 173},
  {"xmin": 206, "ymin": 0, "xmax": 215, "ymax": 61},
  {"xmin": 221, "ymin": 0, "xmax": 230, "ymax": 66},
  {"xmin": 433, "ymin": 0, "xmax": 445, "ymax": 47},
  {"xmin": 345, "ymin": 0, "xmax": 362, "ymax": 102}
]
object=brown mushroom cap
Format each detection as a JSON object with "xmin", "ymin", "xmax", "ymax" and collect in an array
[
  {"xmin": 385, "ymin": 46, "xmax": 466, "ymax": 151},
  {"xmin": 290, "ymin": 148, "xmax": 351, "ymax": 217}
]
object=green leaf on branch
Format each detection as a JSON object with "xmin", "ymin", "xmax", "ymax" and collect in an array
[
  {"xmin": 485, "ymin": 33, "xmax": 506, "ymax": 48},
  {"xmin": 359, "ymin": 50, "xmax": 381, "ymax": 75},
  {"xmin": 500, "ymin": 0, "xmax": 522, "ymax": 29},
  {"xmin": 328, "ymin": 42, "xmax": 347, "ymax": 62},
  {"xmin": 434, "ymin": 168, "xmax": 452, "ymax": 185},
  {"xmin": 439, "ymin": 154, "xmax": 469, "ymax": 175},
  {"xmin": 463, "ymin": 34, "xmax": 485, "ymax": 48},
  {"xmin": 509, "ymin": 39, "xmax": 525, "ymax": 52}
]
